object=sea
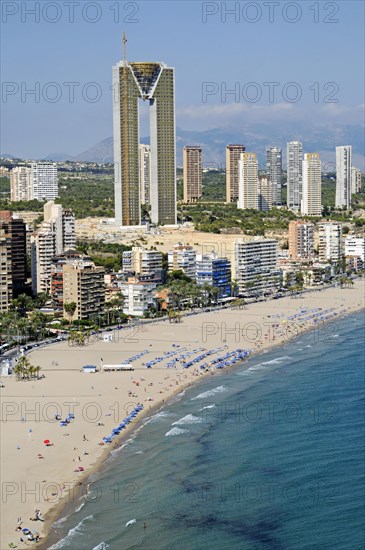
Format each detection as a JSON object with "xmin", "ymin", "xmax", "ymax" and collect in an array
[{"xmin": 47, "ymin": 311, "xmax": 365, "ymax": 550}]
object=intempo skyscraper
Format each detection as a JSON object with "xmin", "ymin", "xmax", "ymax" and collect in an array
[{"xmin": 112, "ymin": 35, "xmax": 176, "ymax": 226}]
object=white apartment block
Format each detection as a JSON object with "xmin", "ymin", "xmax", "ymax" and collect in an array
[
  {"xmin": 118, "ymin": 277, "xmax": 157, "ymax": 316},
  {"xmin": 286, "ymin": 141, "xmax": 303, "ymax": 211},
  {"xmin": 335, "ymin": 146, "xmax": 352, "ymax": 209},
  {"xmin": 122, "ymin": 247, "xmax": 162, "ymax": 274},
  {"xmin": 302, "ymin": 153, "xmax": 322, "ymax": 216},
  {"xmin": 238, "ymin": 152, "xmax": 259, "ymax": 210},
  {"xmin": 10, "ymin": 166, "xmax": 33, "ymax": 201},
  {"xmin": 168, "ymin": 243, "xmax": 196, "ymax": 280},
  {"xmin": 344, "ymin": 236, "xmax": 365, "ymax": 261},
  {"xmin": 351, "ymin": 167, "xmax": 362, "ymax": 194},
  {"xmin": 235, "ymin": 238, "xmax": 280, "ymax": 297},
  {"xmin": 32, "ymin": 162, "xmax": 58, "ymax": 201},
  {"xmin": 266, "ymin": 147, "xmax": 282, "ymax": 205},
  {"xmin": 318, "ymin": 222, "xmax": 342, "ymax": 263}
]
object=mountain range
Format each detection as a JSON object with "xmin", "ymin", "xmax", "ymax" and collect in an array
[{"xmin": 3, "ymin": 123, "xmax": 365, "ymax": 170}]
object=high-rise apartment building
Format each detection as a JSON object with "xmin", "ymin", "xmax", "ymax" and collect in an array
[
  {"xmin": 195, "ymin": 254, "xmax": 231, "ymax": 298},
  {"xmin": 351, "ymin": 167, "xmax": 362, "ymax": 195},
  {"xmin": 266, "ymin": 147, "xmax": 282, "ymax": 205},
  {"xmin": 50, "ymin": 251, "xmax": 85, "ymax": 310},
  {"xmin": 63, "ymin": 260, "xmax": 105, "ymax": 321},
  {"xmin": 288, "ymin": 220, "xmax": 315, "ymax": 259},
  {"xmin": 302, "ymin": 153, "xmax": 322, "ymax": 216},
  {"xmin": 226, "ymin": 144, "xmax": 245, "ymax": 203},
  {"xmin": 258, "ymin": 175, "xmax": 273, "ymax": 211},
  {"xmin": 31, "ymin": 162, "xmax": 58, "ymax": 201},
  {"xmin": 168, "ymin": 243, "xmax": 196, "ymax": 280},
  {"xmin": 113, "ymin": 58, "xmax": 176, "ymax": 226},
  {"xmin": 0, "ymin": 211, "xmax": 27, "ymax": 296},
  {"xmin": 139, "ymin": 144, "xmax": 152, "ymax": 204},
  {"xmin": 237, "ymin": 152, "xmax": 258, "ymax": 210},
  {"xmin": 183, "ymin": 146, "xmax": 202, "ymax": 203},
  {"xmin": 287, "ymin": 141, "xmax": 303, "ymax": 211},
  {"xmin": 318, "ymin": 222, "xmax": 342, "ymax": 263},
  {"xmin": 235, "ymin": 238, "xmax": 280, "ymax": 297},
  {"xmin": 10, "ymin": 166, "xmax": 33, "ymax": 201},
  {"xmin": 0, "ymin": 228, "xmax": 13, "ymax": 311},
  {"xmin": 31, "ymin": 202, "xmax": 75, "ymax": 294},
  {"xmin": 335, "ymin": 146, "xmax": 352, "ymax": 209}
]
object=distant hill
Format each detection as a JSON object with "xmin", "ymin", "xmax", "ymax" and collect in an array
[
  {"xmin": 71, "ymin": 124, "xmax": 365, "ymax": 170},
  {"xmin": 3, "ymin": 123, "xmax": 365, "ymax": 170}
]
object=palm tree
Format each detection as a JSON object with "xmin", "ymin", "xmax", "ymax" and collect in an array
[{"xmin": 64, "ymin": 302, "xmax": 77, "ymax": 325}]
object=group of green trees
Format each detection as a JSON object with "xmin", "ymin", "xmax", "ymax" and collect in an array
[{"xmin": 13, "ymin": 355, "xmax": 42, "ymax": 381}]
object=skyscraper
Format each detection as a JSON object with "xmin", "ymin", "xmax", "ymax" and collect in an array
[
  {"xmin": 258, "ymin": 175, "xmax": 273, "ymax": 211},
  {"xmin": 113, "ymin": 52, "xmax": 176, "ymax": 226},
  {"xmin": 336, "ymin": 146, "xmax": 352, "ymax": 209},
  {"xmin": 351, "ymin": 167, "xmax": 362, "ymax": 194},
  {"xmin": 286, "ymin": 141, "xmax": 303, "ymax": 211},
  {"xmin": 238, "ymin": 152, "xmax": 258, "ymax": 210},
  {"xmin": 0, "ymin": 211, "xmax": 27, "ymax": 296},
  {"xmin": 302, "ymin": 153, "xmax": 322, "ymax": 216},
  {"xmin": 31, "ymin": 162, "xmax": 58, "ymax": 201},
  {"xmin": 226, "ymin": 144, "xmax": 245, "ymax": 203},
  {"xmin": 139, "ymin": 144, "xmax": 151, "ymax": 205},
  {"xmin": 183, "ymin": 146, "xmax": 202, "ymax": 203},
  {"xmin": 266, "ymin": 147, "xmax": 282, "ymax": 205},
  {"xmin": 10, "ymin": 166, "xmax": 33, "ymax": 201}
]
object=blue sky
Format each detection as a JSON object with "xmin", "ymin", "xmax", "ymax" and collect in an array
[{"xmin": 1, "ymin": 0, "xmax": 364, "ymax": 158}]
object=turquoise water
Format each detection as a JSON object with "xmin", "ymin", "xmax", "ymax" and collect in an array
[{"xmin": 48, "ymin": 312, "xmax": 365, "ymax": 550}]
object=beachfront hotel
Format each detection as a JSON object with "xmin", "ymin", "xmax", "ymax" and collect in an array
[
  {"xmin": 318, "ymin": 222, "xmax": 342, "ymax": 263},
  {"xmin": 226, "ymin": 144, "xmax": 245, "ymax": 203},
  {"xmin": 0, "ymin": 211, "xmax": 27, "ymax": 297},
  {"xmin": 288, "ymin": 220, "xmax": 315, "ymax": 260},
  {"xmin": 301, "ymin": 153, "xmax": 322, "ymax": 216},
  {"xmin": 286, "ymin": 141, "xmax": 303, "ymax": 211},
  {"xmin": 0, "ymin": 227, "xmax": 13, "ymax": 311},
  {"xmin": 237, "ymin": 152, "xmax": 259, "ymax": 210},
  {"xmin": 335, "ymin": 146, "xmax": 352, "ymax": 209},
  {"xmin": 266, "ymin": 146, "xmax": 282, "ymax": 205},
  {"xmin": 183, "ymin": 145, "xmax": 202, "ymax": 203},
  {"xmin": 63, "ymin": 259, "xmax": 105, "ymax": 321},
  {"xmin": 235, "ymin": 238, "xmax": 280, "ymax": 297},
  {"xmin": 113, "ymin": 56, "xmax": 176, "ymax": 226}
]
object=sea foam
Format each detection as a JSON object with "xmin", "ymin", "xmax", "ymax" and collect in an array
[
  {"xmin": 165, "ymin": 427, "xmax": 189, "ymax": 437},
  {"xmin": 192, "ymin": 385, "xmax": 227, "ymax": 400},
  {"xmin": 172, "ymin": 414, "xmax": 202, "ymax": 425},
  {"xmin": 48, "ymin": 515, "xmax": 94, "ymax": 549}
]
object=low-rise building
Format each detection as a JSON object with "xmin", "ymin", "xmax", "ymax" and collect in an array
[{"xmin": 168, "ymin": 243, "xmax": 196, "ymax": 280}]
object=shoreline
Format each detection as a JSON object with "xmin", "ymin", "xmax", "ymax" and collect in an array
[{"xmin": 1, "ymin": 282, "xmax": 364, "ymax": 549}]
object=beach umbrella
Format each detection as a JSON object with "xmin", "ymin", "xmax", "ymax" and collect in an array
[{"xmin": 43, "ymin": 439, "xmax": 50, "ymax": 444}]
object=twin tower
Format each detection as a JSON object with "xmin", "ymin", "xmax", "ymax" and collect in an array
[{"xmin": 112, "ymin": 59, "xmax": 176, "ymax": 226}]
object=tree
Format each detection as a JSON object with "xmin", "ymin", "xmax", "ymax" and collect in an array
[{"xmin": 64, "ymin": 302, "xmax": 77, "ymax": 325}]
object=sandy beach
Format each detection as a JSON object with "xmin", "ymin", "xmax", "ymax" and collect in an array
[{"xmin": 1, "ymin": 281, "xmax": 364, "ymax": 549}]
